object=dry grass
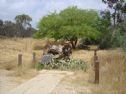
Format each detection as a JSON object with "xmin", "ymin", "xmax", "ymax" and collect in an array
[
  {"xmin": 0, "ymin": 38, "xmax": 46, "ymax": 79},
  {"xmin": 1, "ymin": 38, "xmax": 126, "ymax": 94},
  {"xmin": 0, "ymin": 38, "xmax": 64, "ymax": 77},
  {"xmin": 0, "ymin": 38, "xmax": 67, "ymax": 79},
  {"xmin": 62, "ymin": 49, "xmax": 126, "ymax": 94},
  {"xmin": 89, "ymin": 49, "xmax": 126, "ymax": 94},
  {"xmin": 72, "ymin": 50, "xmax": 94, "ymax": 63},
  {"xmin": 32, "ymin": 39, "xmax": 48, "ymax": 50},
  {"xmin": 0, "ymin": 38, "xmax": 43, "ymax": 68}
]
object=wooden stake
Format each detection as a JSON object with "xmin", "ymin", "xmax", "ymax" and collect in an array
[
  {"xmin": 94, "ymin": 49, "xmax": 99, "ymax": 84},
  {"xmin": 18, "ymin": 54, "xmax": 22, "ymax": 67},
  {"xmin": 32, "ymin": 52, "xmax": 36, "ymax": 66},
  {"xmin": 94, "ymin": 58, "xmax": 99, "ymax": 84}
]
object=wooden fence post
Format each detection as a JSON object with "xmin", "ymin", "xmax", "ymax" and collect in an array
[
  {"xmin": 94, "ymin": 49, "xmax": 99, "ymax": 84},
  {"xmin": 94, "ymin": 49, "xmax": 97, "ymax": 62},
  {"xmin": 32, "ymin": 52, "xmax": 36, "ymax": 66},
  {"xmin": 18, "ymin": 53, "xmax": 22, "ymax": 67}
]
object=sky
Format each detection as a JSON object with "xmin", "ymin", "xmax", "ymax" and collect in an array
[{"xmin": 0, "ymin": 0, "xmax": 107, "ymax": 28}]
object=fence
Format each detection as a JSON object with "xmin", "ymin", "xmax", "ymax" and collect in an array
[
  {"xmin": 17, "ymin": 50, "xmax": 100, "ymax": 84},
  {"xmin": 18, "ymin": 52, "xmax": 36, "ymax": 67}
]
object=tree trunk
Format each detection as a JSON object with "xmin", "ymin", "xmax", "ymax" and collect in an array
[
  {"xmin": 66, "ymin": 36, "xmax": 78, "ymax": 49},
  {"xmin": 70, "ymin": 41, "xmax": 76, "ymax": 49},
  {"xmin": 70, "ymin": 37, "xmax": 78, "ymax": 49},
  {"xmin": 75, "ymin": 37, "xmax": 78, "ymax": 47},
  {"xmin": 113, "ymin": 9, "xmax": 117, "ymax": 27}
]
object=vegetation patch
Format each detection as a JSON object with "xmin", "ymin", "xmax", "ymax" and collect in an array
[{"xmin": 36, "ymin": 59, "xmax": 88, "ymax": 71}]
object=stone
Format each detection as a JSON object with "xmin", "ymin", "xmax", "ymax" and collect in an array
[
  {"xmin": 47, "ymin": 45, "xmax": 63, "ymax": 55},
  {"xmin": 41, "ymin": 54, "xmax": 54, "ymax": 64}
]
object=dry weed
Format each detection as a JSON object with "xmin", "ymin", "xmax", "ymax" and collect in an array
[
  {"xmin": 91, "ymin": 49, "xmax": 126, "ymax": 94},
  {"xmin": 0, "ymin": 38, "xmax": 42, "ymax": 79}
]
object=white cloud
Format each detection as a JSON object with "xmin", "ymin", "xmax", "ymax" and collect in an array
[{"xmin": 0, "ymin": 0, "xmax": 107, "ymax": 28}]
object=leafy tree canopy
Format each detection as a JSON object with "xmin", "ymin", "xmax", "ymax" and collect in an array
[
  {"xmin": 15, "ymin": 14, "xmax": 32, "ymax": 29},
  {"xmin": 0, "ymin": 14, "xmax": 36, "ymax": 38},
  {"xmin": 35, "ymin": 7, "xmax": 102, "ymax": 48}
]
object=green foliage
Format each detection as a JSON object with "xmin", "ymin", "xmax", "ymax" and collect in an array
[
  {"xmin": 99, "ymin": 1, "xmax": 126, "ymax": 50},
  {"xmin": 36, "ymin": 59, "xmax": 88, "ymax": 71},
  {"xmin": 111, "ymin": 21, "xmax": 126, "ymax": 51},
  {"xmin": 35, "ymin": 7, "xmax": 102, "ymax": 42},
  {"xmin": 98, "ymin": 10, "xmax": 116, "ymax": 49},
  {"xmin": 102, "ymin": 0, "xmax": 126, "ymax": 26},
  {"xmin": 78, "ymin": 10, "xmax": 111, "ymax": 46},
  {"xmin": 35, "ymin": 63, "xmax": 44, "ymax": 70},
  {"xmin": 121, "ymin": 35, "xmax": 126, "ymax": 51},
  {"xmin": 99, "ymin": 21, "xmax": 126, "ymax": 50},
  {"xmin": 15, "ymin": 14, "xmax": 32, "ymax": 28},
  {"xmin": 80, "ymin": 38, "xmax": 100, "ymax": 46},
  {"xmin": 99, "ymin": 31, "xmax": 113, "ymax": 49}
]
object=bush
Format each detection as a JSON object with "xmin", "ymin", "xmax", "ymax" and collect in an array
[
  {"xmin": 35, "ymin": 63, "xmax": 44, "ymax": 70},
  {"xmin": 119, "ymin": 33, "xmax": 126, "ymax": 51},
  {"xmin": 36, "ymin": 59, "xmax": 88, "ymax": 71},
  {"xmin": 103, "ymin": 30, "xmax": 126, "ymax": 50},
  {"xmin": 99, "ymin": 21, "xmax": 126, "ymax": 50},
  {"xmin": 99, "ymin": 31, "xmax": 113, "ymax": 49},
  {"xmin": 80, "ymin": 38, "xmax": 100, "ymax": 45}
]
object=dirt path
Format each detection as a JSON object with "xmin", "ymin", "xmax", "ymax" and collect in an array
[
  {"xmin": 5, "ymin": 70, "xmax": 73, "ymax": 94},
  {"xmin": 0, "ymin": 70, "xmax": 26, "ymax": 94}
]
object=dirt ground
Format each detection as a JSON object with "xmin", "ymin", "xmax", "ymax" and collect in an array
[
  {"xmin": 51, "ymin": 71, "xmax": 92, "ymax": 94},
  {"xmin": 0, "ymin": 69, "xmax": 25, "ymax": 94},
  {"xmin": 6, "ymin": 70, "xmax": 75, "ymax": 94}
]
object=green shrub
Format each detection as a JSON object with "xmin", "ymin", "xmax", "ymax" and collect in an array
[
  {"xmin": 36, "ymin": 59, "xmax": 89, "ymax": 71},
  {"xmin": 80, "ymin": 38, "xmax": 100, "ymax": 46},
  {"xmin": 99, "ymin": 31, "xmax": 113, "ymax": 49},
  {"xmin": 111, "ymin": 31, "xmax": 126, "ymax": 49},
  {"xmin": 119, "ymin": 33, "xmax": 126, "ymax": 51},
  {"xmin": 99, "ymin": 20, "xmax": 126, "ymax": 50},
  {"xmin": 35, "ymin": 63, "xmax": 44, "ymax": 70}
]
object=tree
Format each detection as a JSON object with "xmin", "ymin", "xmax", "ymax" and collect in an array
[
  {"xmin": 0, "ymin": 15, "xmax": 36, "ymax": 37},
  {"xmin": 15, "ymin": 14, "xmax": 32, "ymax": 29},
  {"xmin": 0, "ymin": 20, "xmax": 3, "ymax": 37},
  {"xmin": 102, "ymin": 0, "xmax": 126, "ymax": 27},
  {"xmin": 15, "ymin": 14, "xmax": 34, "ymax": 37},
  {"xmin": 35, "ymin": 7, "xmax": 101, "ymax": 49},
  {"xmin": 0, "ymin": 21, "xmax": 16, "ymax": 37},
  {"xmin": 0, "ymin": 20, "xmax": 3, "ymax": 26},
  {"xmin": 99, "ymin": 0, "xmax": 126, "ymax": 50}
]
